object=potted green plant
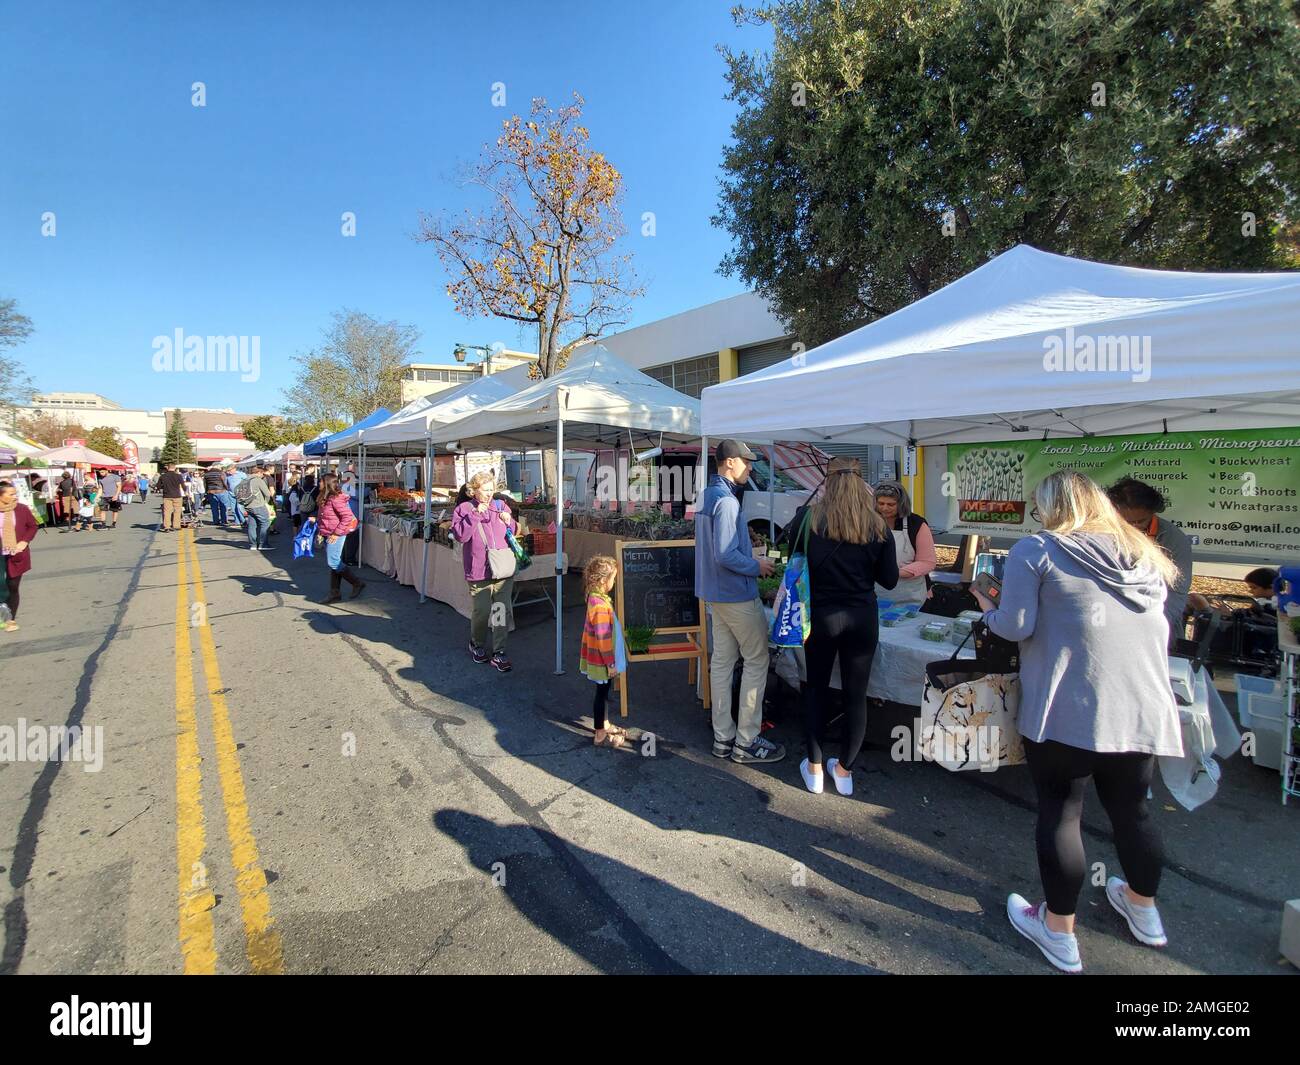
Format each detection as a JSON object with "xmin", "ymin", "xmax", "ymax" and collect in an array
[{"xmin": 624, "ymin": 625, "xmax": 656, "ymax": 654}]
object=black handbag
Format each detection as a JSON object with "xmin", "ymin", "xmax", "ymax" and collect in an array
[
  {"xmin": 920, "ymin": 581, "xmax": 980, "ymax": 618},
  {"xmin": 972, "ymin": 619, "xmax": 1019, "ymax": 673}
]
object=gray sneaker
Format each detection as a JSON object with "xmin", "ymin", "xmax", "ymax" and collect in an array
[
  {"xmin": 731, "ymin": 736, "xmax": 786, "ymax": 765},
  {"xmin": 711, "ymin": 739, "xmax": 735, "ymax": 758},
  {"xmin": 1006, "ymin": 894, "xmax": 1082, "ymax": 973},
  {"xmin": 1106, "ymin": 877, "xmax": 1167, "ymax": 947}
]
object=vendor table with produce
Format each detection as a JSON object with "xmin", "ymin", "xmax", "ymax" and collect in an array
[{"xmin": 360, "ymin": 513, "xmax": 565, "ymax": 622}]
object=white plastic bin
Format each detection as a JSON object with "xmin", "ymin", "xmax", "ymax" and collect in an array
[{"xmin": 1234, "ymin": 674, "xmax": 1286, "ymax": 770}]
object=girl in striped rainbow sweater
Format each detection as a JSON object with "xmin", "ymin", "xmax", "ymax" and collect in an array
[{"xmin": 579, "ymin": 555, "xmax": 629, "ymax": 748}]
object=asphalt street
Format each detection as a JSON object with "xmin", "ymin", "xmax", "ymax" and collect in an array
[{"xmin": 1, "ymin": 503, "xmax": 1296, "ymax": 975}]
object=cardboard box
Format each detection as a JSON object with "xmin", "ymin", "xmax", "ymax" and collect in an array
[{"xmin": 1281, "ymin": 898, "xmax": 1300, "ymax": 968}]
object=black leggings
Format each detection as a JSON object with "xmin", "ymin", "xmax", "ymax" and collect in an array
[
  {"xmin": 802, "ymin": 605, "xmax": 878, "ymax": 768},
  {"xmin": 5, "ymin": 572, "xmax": 21, "ymax": 620},
  {"xmin": 592, "ymin": 681, "xmax": 610, "ymax": 730},
  {"xmin": 1022, "ymin": 737, "xmax": 1164, "ymax": 917}
]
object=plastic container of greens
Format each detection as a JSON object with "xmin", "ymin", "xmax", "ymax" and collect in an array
[
  {"xmin": 880, "ymin": 609, "xmax": 907, "ymax": 627},
  {"xmin": 921, "ymin": 621, "xmax": 951, "ymax": 642}
]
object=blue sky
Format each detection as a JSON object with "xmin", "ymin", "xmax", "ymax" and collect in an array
[{"xmin": 0, "ymin": 0, "xmax": 770, "ymax": 413}]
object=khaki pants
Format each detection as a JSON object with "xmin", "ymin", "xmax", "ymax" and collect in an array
[
  {"xmin": 708, "ymin": 597, "xmax": 770, "ymax": 750},
  {"xmin": 469, "ymin": 577, "xmax": 514, "ymax": 653},
  {"xmin": 162, "ymin": 497, "xmax": 183, "ymax": 529}
]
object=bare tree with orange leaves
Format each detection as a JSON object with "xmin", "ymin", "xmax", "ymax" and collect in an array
[{"xmin": 418, "ymin": 94, "xmax": 641, "ymax": 381}]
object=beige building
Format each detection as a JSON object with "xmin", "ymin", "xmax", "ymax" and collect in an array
[
  {"xmin": 400, "ymin": 347, "xmax": 537, "ymax": 405},
  {"xmin": 15, "ymin": 398, "xmax": 267, "ymax": 470}
]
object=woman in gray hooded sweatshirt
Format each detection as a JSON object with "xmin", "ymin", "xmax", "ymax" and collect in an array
[{"xmin": 971, "ymin": 470, "xmax": 1182, "ymax": 974}]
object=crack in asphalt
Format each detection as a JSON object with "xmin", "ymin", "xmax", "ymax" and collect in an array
[{"xmin": 1, "ymin": 526, "xmax": 156, "ymax": 974}]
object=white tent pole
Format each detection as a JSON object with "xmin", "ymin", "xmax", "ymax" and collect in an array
[
  {"xmin": 554, "ymin": 404, "xmax": 566, "ymax": 676},
  {"xmin": 357, "ymin": 438, "xmax": 366, "ymax": 557},
  {"xmin": 698, "ymin": 435, "xmax": 709, "ymax": 499},
  {"xmin": 420, "ymin": 434, "xmax": 432, "ymax": 604},
  {"xmin": 767, "ymin": 444, "xmax": 776, "ymax": 544}
]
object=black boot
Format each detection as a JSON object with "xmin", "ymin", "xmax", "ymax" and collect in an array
[
  {"xmin": 342, "ymin": 567, "xmax": 366, "ymax": 599},
  {"xmin": 324, "ymin": 570, "xmax": 342, "ymax": 604}
]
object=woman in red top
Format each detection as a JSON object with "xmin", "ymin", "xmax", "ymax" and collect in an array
[
  {"xmin": 0, "ymin": 480, "xmax": 39, "ymax": 632},
  {"xmin": 314, "ymin": 473, "xmax": 365, "ymax": 604}
]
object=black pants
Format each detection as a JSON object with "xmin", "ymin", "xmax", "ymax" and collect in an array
[
  {"xmin": 4, "ymin": 572, "xmax": 21, "ymax": 619},
  {"xmin": 1021, "ymin": 737, "xmax": 1163, "ymax": 916},
  {"xmin": 343, "ymin": 527, "xmax": 359, "ymax": 566},
  {"xmin": 592, "ymin": 681, "xmax": 610, "ymax": 730},
  {"xmin": 802, "ymin": 605, "xmax": 878, "ymax": 768}
]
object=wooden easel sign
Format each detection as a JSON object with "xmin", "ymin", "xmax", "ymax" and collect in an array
[{"xmin": 613, "ymin": 539, "xmax": 710, "ymax": 717}]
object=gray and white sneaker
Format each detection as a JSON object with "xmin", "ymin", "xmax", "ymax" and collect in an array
[
  {"xmin": 1006, "ymin": 894, "xmax": 1082, "ymax": 973},
  {"xmin": 712, "ymin": 739, "xmax": 735, "ymax": 758},
  {"xmin": 732, "ymin": 736, "xmax": 786, "ymax": 765},
  {"xmin": 1106, "ymin": 877, "xmax": 1167, "ymax": 947}
]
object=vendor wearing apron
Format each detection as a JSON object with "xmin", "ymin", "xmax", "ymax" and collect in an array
[{"xmin": 872, "ymin": 480, "xmax": 936, "ymax": 603}]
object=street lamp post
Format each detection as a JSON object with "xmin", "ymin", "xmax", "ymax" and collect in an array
[{"xmin": 452, "ymin": 343, "xmax": 497, "ymax": 378}]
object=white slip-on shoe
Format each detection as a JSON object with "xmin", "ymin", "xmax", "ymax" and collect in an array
[
  {"xmin": 799, "ymin": 758, "xmax": 824, "ymax": 794},
  {"xmin": 1106, "ymin": 877, "xmax": 1167, "ymax": 947},
  {"xmin": 826, "ymin": 757, "xmax": 853, "ymax": 796}
]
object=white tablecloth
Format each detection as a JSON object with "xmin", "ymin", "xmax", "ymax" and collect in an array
[{"xmin": 766, "ymin": 609, "xmax": 976, "ymax": 704}]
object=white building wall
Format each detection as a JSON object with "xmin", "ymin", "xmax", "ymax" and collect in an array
[{"xmin": 595, "ymin": 292, "xmax": 787, "ymax": 370}]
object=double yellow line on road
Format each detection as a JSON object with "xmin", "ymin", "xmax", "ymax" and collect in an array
[{"xmin": 172, "ymin": 527, "xmax": 284, "ymax": 974}]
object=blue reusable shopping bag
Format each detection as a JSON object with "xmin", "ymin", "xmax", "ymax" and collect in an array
[
  {"xmin": 293, "ymin": 517, "xmax": 317, "ymax": 559},
  {"xmin": 770, "ymin": 511, "xmax": 812, "ymax": 648}
]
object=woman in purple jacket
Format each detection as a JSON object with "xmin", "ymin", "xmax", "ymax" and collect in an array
[
  {"xmin": 315, "ymin": 473, "xmax": 365, "ymax": 604},
  {"xmin": 451, "ymin": 471, "xmax": 516, "ymax": 672}
]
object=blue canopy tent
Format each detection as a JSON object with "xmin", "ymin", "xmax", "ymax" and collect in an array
[
  {"xmin": 303, "ymin": 408, "xmax": 393, "ymax": 456},
  {"xmin": 303, "ymin": 408, "xmax": 393, "ymax": 555}
]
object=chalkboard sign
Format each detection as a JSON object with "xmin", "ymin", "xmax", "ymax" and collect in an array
[{"xmin": 618, "ymin": 540, "xmax": 699, "ymax": 630}]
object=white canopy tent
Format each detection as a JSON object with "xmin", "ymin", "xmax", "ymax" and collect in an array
[
  {"xmin": 428, "ymin": 344, "xmax": 704, "ymax": 673},
  {"xmin": 362, "ymin": 364, "xmax": 534, "ymax": 455},
  {"xmin": 701, "ymin": 245, "xmax": 1300, "ymax": 447}
]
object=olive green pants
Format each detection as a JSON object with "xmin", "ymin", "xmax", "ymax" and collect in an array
[{"xmin": 468, "ymin": 577, "xmax": 514, "ymax": 653}]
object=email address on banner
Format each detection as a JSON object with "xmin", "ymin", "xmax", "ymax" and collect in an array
[
  {"xmin": 1114, "ymin": 1025, "xmax": 1250, "ymax": 1039},
  {"xmin": 1180, "ymin": 520, "xmax": 1300, "ymax": 536}
]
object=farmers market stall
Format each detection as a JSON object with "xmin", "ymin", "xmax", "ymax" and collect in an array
[
  {"xmin": 358, "ymin": 504, "xmax": 565, "ymax": 623},
  {"xmin": 703, "ymin": 246, "xmax": 1294, "ymax": 795},
  {"xmin": 427, "ymin": 345, "xmax": 704, "ymax": 673}
]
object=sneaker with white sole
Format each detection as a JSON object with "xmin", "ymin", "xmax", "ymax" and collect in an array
[
  {"xmin": 1006, "ymin": 894, "xmax": 1082, "ymax": 973},
  {"xmin": 731, "ymin": 736, "xmax": 786, "ymax": 765},
  {"xmin": 799, "ymin": 758, "xmax": 823, "ymax": 794},
  {"xmin": 1106, "ymin": 877, "xmax": 1167, "ymax": 947},
  {"xmin": 826, "ymin": 757, "xmax": 853, "ymax": 795}
]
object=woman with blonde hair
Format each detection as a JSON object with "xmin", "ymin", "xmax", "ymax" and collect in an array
[
  {"xmin": 970, "ymin": 469, "xmax": 1181, "ymax": 973},
  {"xmin": 451, "ymin": 471, "xmax": 518, "ymax": 672},
  {"xmin": 787, "ymin": 457, "xmax": 898, "ymax": 796}
]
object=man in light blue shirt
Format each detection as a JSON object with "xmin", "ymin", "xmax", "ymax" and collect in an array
[
  {"xmin": 225, "ymin": 465, "xmax": 248, "ymax": 524},
  {"xmin": 695, "ymin": 439, "xmax": 782, "ymax": 766}
]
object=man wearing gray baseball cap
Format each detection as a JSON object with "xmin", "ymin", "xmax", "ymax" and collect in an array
[{"xmin": 695, "ymin": 440, "xmax": 785, "ymax": 765}]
